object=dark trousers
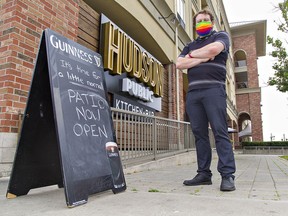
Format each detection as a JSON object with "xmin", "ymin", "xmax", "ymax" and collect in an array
[{"xmin": 186, "ymin": 85, "xmax": 236, "ymax": 178}]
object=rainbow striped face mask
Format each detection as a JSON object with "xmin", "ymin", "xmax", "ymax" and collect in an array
[{"xmin": 196, "ymin": 21, "xmax": 213, "ymax": 37}]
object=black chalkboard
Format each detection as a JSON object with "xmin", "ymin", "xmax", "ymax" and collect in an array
[{"xmin": 6, "ymin": 29, "xmax": 126, "ymax": 207}]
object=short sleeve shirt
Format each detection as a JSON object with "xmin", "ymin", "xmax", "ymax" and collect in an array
[{"xmin": 179, "ymin": 31, "xmax": 230, "ymax": 91}]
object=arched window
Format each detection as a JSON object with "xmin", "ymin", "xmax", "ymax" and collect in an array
[{"xmin": 234, "ymin": 50, "xmax": 248, "ymax": 89}]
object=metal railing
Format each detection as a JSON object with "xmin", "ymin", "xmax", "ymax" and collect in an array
[
  {"xmin": 111, "ymin": 108, "xmax": 215, "ymax": 167},
  {"xmin": 236, "ymin": 82, "xmax": 248, "ymax": 89}
]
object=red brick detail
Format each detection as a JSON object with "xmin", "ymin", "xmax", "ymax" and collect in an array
[
  {"xmin": 159, "ymin": 64, "xmax": 185, "ymax": 121},
  {"xmin": 233, "ymin": 32, "xmax": 263, "ymax": 141},
  {"xmin": 0, "ymin": 0, "xmax": 80, "ymax": 132}
]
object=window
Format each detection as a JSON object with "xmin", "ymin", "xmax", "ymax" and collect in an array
[{"xmin": 177, "ymin": 0, "xmax": 185, "ymax": 28}]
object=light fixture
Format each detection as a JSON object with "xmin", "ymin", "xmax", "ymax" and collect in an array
[{"xmin": 159, "ymin": 13, "xmax": 177, "ymax": 24}]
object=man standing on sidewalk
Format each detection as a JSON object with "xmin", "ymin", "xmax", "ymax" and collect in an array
[{"xmin": 176, "ymin": 9, "xmax": 236, "ymax": 191}]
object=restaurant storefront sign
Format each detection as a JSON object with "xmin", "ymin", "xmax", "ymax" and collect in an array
[{"xmin": 100, "ymin": 14, "xmax": 163, "ymax": 112}]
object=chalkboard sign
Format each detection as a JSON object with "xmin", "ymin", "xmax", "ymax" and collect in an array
[{"xmin": 6, "ymin": 29, "xmax": 126, "ymax": 207}]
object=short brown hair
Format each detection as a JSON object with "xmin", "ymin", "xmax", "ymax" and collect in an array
[{"xmin": 193, "ymin": 9, "xmax": 214, "ymax": 26}]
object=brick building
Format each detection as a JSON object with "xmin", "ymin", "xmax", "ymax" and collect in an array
[{"xmin": 231, "ymin": 21, "xmax": 266, "ymax": 142}]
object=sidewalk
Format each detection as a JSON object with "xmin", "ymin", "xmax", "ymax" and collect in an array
[{"xmin": 1, "ymin": 152, "xmax": 288, "ymax": 216}]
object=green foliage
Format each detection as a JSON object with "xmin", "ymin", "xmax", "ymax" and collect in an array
[
  {"xmin": 148, "ymin": 188, "xmax": 160, "ymax": 192},
  {"xmin": 242, "ymin": 141, "xmax": 288, "ymax": 147},
  {"xmin": 267, "ymin": 0, "xmax": 288, "ymax": 92},
  {"xmin": 280, "ymin": 155, "xmax": 288, "ymax": 160}
]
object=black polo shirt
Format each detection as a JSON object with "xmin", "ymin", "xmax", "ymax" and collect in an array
[{"xmin": 179, "ymin": 30, "xmax": 230, "ymax": 91}]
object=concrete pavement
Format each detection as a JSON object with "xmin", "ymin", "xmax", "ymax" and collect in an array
[{"xmin": 1, "ymin": 151, "xmax": 288, "ymax": 216}]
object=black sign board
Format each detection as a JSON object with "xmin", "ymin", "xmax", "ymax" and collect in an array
[{"xmin": 6, "ymin": 29, "xmax": 126, "ymax": 207}]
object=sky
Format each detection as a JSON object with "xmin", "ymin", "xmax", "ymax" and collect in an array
[{"xmin": 223, "ymin": 0, "xmax": 288, "ymax": 141}]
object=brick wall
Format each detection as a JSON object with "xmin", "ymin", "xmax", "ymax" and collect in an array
[
  {"xmin": 233, "ymin": 33, "xmax": 263, "ymax": 141},
  {"xmin": 0, "ymin": 0, "xmax": 80, "ymax": 177},
  {"xmin": 233, "ymin": 34, "xmax": 259, "ymax": 88},
  {"xmin": 249, "ymin": 92, "xmax": 263, "ymax": 141},
  {"xmin": 0, "ymin": 0, "xmax": 79, "ymax": 133},
  {"xmin": 164, "ymin": 63, "xmax": 185, "ymax": 121}
]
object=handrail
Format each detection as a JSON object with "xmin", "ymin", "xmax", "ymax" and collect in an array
[{"xmin": 111, "ymin": 108, "xmax": 215, "ymax": 167}]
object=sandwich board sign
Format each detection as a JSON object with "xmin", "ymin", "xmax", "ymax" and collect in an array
[{"xmin": 6, "ymin": 29, "xmax": 126, "ymax": 207}]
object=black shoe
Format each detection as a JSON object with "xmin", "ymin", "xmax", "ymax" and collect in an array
[
  {"xmin": 183, "ymin": 174, "xmax": 212, "ymax": 186},
  {"xmin": 220, "ymin": 176, "xmax": 236, "ymax": 191}
]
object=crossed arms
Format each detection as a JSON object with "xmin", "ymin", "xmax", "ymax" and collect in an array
[{"xmin": 176, "ymin": 41, "xmax": 225, "ymax": 70}]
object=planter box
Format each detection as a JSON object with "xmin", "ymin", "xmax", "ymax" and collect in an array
[{"xmin": 243, "ymin": 146, "xmax": 288, "ymax": 155}]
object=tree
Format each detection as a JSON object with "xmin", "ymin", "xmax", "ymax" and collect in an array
[{"xmin": 267, "ymin": 0, "xmax": 288, "ymax": 92}]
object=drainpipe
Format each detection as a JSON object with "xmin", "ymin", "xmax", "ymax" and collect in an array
[
  {"xmin": 174, "ymin": 1, "xmax": 182, "ymax": 149},
  {"xmin": 174, "ymin": 1, "xmax": 180, "ymax": 123},
  {"xmin": 175, "ymin": 25, "xmax": 180, "ymax": 123}
]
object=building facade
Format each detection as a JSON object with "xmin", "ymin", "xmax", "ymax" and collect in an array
[
  {"xmin": 0, "ymin": 0, "xmax": 264, "ymax": 177},
  {"xmin": 231, "ymin": 21, "xmax": 266, "ymax": 142}
]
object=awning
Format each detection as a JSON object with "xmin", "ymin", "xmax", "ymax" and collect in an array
[
  {"xmin": 238, "ymin": 123, "xmax": 252, "ymax": 137},
  {"xmin": 228, "ymin": 127, "xmax": 237, "ymax": 133}
]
